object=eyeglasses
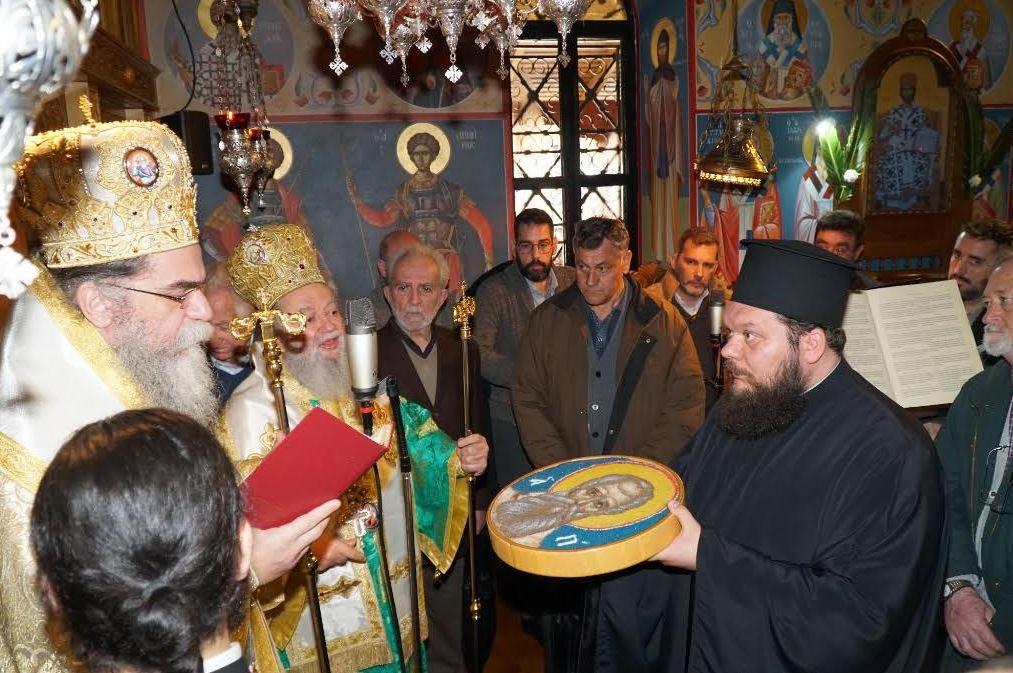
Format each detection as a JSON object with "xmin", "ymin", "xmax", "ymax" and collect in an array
[
  {"xmin": 980, "ymin": 445, "xmax": 1013, "ymax": 514},
  {"xmin": 516, "ymin": 240, "xmax": 554, "ymax": 254},
  {"xmin": 106, "ymin": 282, "xmax": 206, "ymax": 308}
]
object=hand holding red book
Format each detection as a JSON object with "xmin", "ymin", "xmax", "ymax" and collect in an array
[{"xmin": 243, "ymin": 407, "xmax": 388, "ymax": 529}]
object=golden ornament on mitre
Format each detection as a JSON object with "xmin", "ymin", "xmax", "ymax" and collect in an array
[
  {"xmin": 13, "ymin": 119, "xmax": 198, "ymax": 269},
  {"xmin": 226, "ymin": 222, "xmax": 327, "ymax": 311}
]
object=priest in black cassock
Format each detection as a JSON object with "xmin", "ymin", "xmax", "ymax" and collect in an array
[{"xmin": 592, "ymin": 239, "xmax": 946, "ymax": 673}]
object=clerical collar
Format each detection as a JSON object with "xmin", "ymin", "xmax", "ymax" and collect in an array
[
  {"xmin": 393, "ymin": 321, "xmax": 436, "ymax": 358},
  {"xmin": 203, "ymin": 642, "xmax": 243, "ymax": 673},
  {"xmin": 804, "ymin": 359, "xmax": 841, "ymax": 395},
  {"xmin": 673, "ymin": 288, "xmax": 708, "ymax": 317}
]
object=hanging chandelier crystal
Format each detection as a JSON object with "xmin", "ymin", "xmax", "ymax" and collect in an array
[
  {"xmin": 309, "ymin": 0, "xmax": 587, "ymax": 84},
  {"xmin": 202, "ymin": 0, "xmax": 281, "ymax": 217},
  {"xmin": 309, "ymin": 0, "xmax": 362, "ymax": 75},
  {"xmin": 537, "ymin": 0, "xmax": 590, "ymax": 66}
]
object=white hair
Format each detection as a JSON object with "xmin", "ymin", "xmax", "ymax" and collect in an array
[{"xmin": 387, "ymin": 243, "xmax": 450, "ymax": 289}]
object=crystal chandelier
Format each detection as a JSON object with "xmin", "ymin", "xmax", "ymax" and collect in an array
[
  {"xmin": 309, "ymin": 0, "xmax": 589, "ymax": 84},
  {"xmin": 203, "ymin": 0, "xmax": 280, "ymax": 216},
  {"xmin": 694, "ymin": 0, "xmax": 775, "ymax": 188},
  {"xmin": 0, "ymin": 0, "xmax": 100, "ymax": 298}
]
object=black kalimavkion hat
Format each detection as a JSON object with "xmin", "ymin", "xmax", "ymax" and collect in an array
[{"xmin": 732, "ymin": 239, "xmax": 857, "ymax": 328}]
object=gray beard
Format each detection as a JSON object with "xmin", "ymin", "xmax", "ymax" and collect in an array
[
  {"xmin": 772, "ymin": 26, "xmax": 794, "ymax": 47},
  {"xmin": 114, "ymin": 320, "xmax": 218, "ymax": 427},
  {"xmin": 493, "ymin": 492, "xmax": 578, "ymax": 538},
  {"xmin": 285, "ymin": 347, "xmax": 353, "ymax": 401},
  {"xmin": 984, "ymin": 328, "xmax": 1013, "ymax": 358}
]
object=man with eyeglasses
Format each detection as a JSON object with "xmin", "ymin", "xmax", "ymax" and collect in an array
[
  {"xmin": 938, "ymin": 258, "xmax": 1013, "ymax": 669},
  {"xmin": 0, "ymin": 121, "xmax": 337, "ymax": 673},
  {"xmin": 512, "ymin": 216, "xmax": 704, "ymax": 673},
  {"xmin": 813, "ymin": 209, "xmax": 882, "ymax": 290},
  {"xmin": 473, "ymin": 208, "xmax": 575, "ymax": 490},
  {"xmin": 205, "ymin": 260, "xmax": 254, "ymax": 407}
]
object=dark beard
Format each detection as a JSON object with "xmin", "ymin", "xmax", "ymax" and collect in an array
[
  {"xmin": 520, "ymin": 259, "xmax": 550, "ymax": 282},
  {"xmin": 715, "ymin": 356, "xmax": 807, "ymax": 439}
]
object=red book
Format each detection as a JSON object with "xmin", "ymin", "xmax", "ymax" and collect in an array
[{"xmin": 243, "ymin": 407, "xmax": 387, "ymax": 529}]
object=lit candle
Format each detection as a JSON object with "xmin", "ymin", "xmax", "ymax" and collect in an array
[{"xmin": 214, "ymin": 110, "xmax": 251, "ymax": 130}]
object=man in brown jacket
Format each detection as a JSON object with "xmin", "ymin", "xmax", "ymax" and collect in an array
[
  {"xmin": 510, "ymin": 217, "xmax": 705, "ymax": 673},
  {"xmin": 513, "ymin": 216, "xmax": 705, "ymax": 467}
]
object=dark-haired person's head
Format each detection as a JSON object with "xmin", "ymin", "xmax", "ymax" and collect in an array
[
  {"xmin": 814, "ymin": 210, "xmax": 865, "ymax": 263},
  {"xmin": 719, "ymin": 241, "xmax": 852, "ymax": 440},
  {"xmin": 30, "ymin": 409, "xmax": 250, "ymax": 673},
  {"xmin": 572, "ymin": 217, "xmax": 632, "ymax": 312},
  {"xmin": 514, "ymin": 209, "xmax": 557, "ymax": 282},
  {"xmin": 950, "ymin": 219, "xmax": 1013, "ymax": 303},
  {"xmin": 671, "ymin": 229, "xmax": 719, "ymax": 300}
]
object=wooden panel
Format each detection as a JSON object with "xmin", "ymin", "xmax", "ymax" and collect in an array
[{"xmin": 844, "ymin": 19, "xmax": 972, "ymax": 284}]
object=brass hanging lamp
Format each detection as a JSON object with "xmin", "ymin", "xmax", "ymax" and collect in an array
[{"xmin": 694, "ymin": 0, "xmax": 775, "ymax": 188}]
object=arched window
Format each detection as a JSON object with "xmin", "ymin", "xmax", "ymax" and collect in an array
[{"xmin": 509, "ymin": 0, "xmax": 638, "ymax": 263}]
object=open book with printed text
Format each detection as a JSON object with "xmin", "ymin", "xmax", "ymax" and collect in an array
[{"xmin": 842, "ymin": 280, "xmax": 983, "ymax": 408}]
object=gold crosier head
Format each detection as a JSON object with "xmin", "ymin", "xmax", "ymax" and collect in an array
[
  {"xmin": 13, "ymin": 118, "xmax": 198, "ymax": 268},
  {"xmin": 453, "ymin": 281, "xmax": 476, "ymax": 340}
]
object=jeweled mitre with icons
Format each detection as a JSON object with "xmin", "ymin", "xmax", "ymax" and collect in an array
[
  {"xmin": 227, "ymin": 222, "xmax": 327, "ymax": 311},
  {"xmin": 13, "ymin": 121, "xmax": 198, "ymax": 269}
]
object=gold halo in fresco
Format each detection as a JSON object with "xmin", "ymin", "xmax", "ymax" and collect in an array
[
  {"xmin": 265, "ymin": 126, "xmax": 294, "ymax": 180},
  {"xmin": 650, "ymin": 18, "xmax": 677, "ymax": 68},
  {"xmin": 949, "ymin": 0, "xmax": 990, "ymax": 42},
  {"xmin": 197, "ymin": 0, "xmax": 218, "ymax": 39},
  {"xmin": 396, "ymin": 122, "xmax": 451, "ymax": 175}
]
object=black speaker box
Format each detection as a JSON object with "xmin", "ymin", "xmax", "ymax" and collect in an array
[{"xmin": 157, "ymin": 110, "xmax": 213, "ymax": 176}]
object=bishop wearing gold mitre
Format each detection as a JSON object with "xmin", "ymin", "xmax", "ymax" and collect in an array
[
  {"xmin": 0, "ymin": 118, "xmax": 368, "ymax": 673},
  {"xmin": 0, "ymin": 117, "xmax": 221, "ymax": 671},
  {"xmin": 223, "ymin": 222, "xmax": 488, "ymax": 673}
]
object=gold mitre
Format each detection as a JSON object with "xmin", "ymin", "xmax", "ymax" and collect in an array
[
  {"xmin": 14, "ymin": 120, "xmax": 198, "ymax": 269},
  {"xmin": 227, "ymin": 223, "xmax": 327, "ymax": 310}
]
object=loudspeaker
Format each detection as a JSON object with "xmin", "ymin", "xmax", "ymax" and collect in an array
[{"xmin": 157, "ymin": 110, "xmax": 213, "ymax": 176}]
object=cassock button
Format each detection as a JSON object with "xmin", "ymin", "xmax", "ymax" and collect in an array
[
  {"xmin": 592, "ymin": 431, "xmax": 599, "ymax": 438},
  {"xmin": 595, "ymin": 371, "xmax": 602, "ymax": 378},
  {"xmin": 591, "ymin": 403, "xmax": 599, "ymax": 411}
]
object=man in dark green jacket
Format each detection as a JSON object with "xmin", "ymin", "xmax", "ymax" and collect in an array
[{"xmin": 938, "ymin": 257, "xmax": 1013, "ymax": 671}]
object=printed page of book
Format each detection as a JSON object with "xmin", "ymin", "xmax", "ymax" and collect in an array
[
  {"xmin": 842, "ymin": 290, "xmax": 897, "ymax": 400},
  {"xmin": 866, "ymin": 280, "xmax": 983, "ymax": 408}
]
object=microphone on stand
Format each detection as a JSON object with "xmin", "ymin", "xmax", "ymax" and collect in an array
[
  {"xmin": 709, "ymin": 291, "xmax": 724, "ymax": 394},
  {"xmin": 346, "ymin": 297, "xmax": 378, "ymax": 435}
]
